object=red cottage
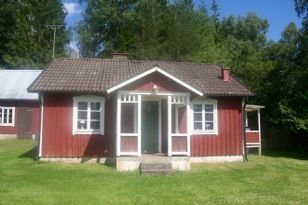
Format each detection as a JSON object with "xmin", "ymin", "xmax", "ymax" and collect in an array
[
  {"xmin": 0, "ymin": 70, "xmax": 41, "ymax": 139},
  {"xmin": 29, "ymin": 55, "xmax": 256, "ymax": 171}
]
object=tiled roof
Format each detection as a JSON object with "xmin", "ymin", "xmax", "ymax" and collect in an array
[
  {"xmin": 28, "ymin": 58, "xmax": 254, "ymax": 96},
  {"xmin": 0, "ymin": 69, "xmax": 42, "ymax": 100}
]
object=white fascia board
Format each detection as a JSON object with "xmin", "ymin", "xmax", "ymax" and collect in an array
[{"xmin": 106, "ymin": 67, "xmax": 203, "ymax": 96}]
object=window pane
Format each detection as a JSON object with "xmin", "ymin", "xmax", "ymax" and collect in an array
[
  {"xmin": 4, "ymin": 109, "xmax": 7, "ymax": 123},
  {"xmin": 194, "ymin": 113, "xmax": 202, "ymax": 121},
  {"xmin": 91, "ymin": 102, "xmax": 100, "ymax": 111},
  {"xmin": 193, "ymin": 104, "xmax": 202, "ymax": 112},
  {"xmin": 91, "ymin": 112, "xmax": 100, "ymax": 120},
  {"xmin": 0, "ymin": 109, "xmax": 2, "ymax": 123},
  {"xmin": 204, "ymin": 104, "xmax": 213, "ymax": 112},
  {"xmin": 78, "ymin": 102, "xmax": 87, "ymax": 110},
  {"xmin": 205, "ymin": 122, "xmax": 213, "ymax": 130},
  {"xmin": 205, "ymin": 113, "xmax": 213, "ymax": 121},
  {"xmin": 90, "ymin": 121, "xmax": 100, "ymax": 129},
  {"xmin": 8, "ymin": 109, "xmax": 12, "ymax": 123},
  {"xmin": 78, "ymin": 111, "xmax": 87, "ymax": 119},
  {"xmin": 194, "ymin": 122, "xmax": 202, "ymax": 130},
  {"xmin": 77, "ymin": 120, "xmax": 87, "ymax": 129}
]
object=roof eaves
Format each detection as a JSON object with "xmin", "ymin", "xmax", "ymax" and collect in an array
[
  {"xmin": 229, "ymin": 73, "xmax": 256, "ymax": 96},
  {"xmin": 27, "ymin": 61, "xmax": 53, "ymax": 93}
]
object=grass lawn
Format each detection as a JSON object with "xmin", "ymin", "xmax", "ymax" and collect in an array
[{"xmin": 0, "ymin": 140, "xmax": 307, "ymax": 205}]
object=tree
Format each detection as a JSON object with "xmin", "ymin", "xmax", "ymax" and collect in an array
[
  {"xmin": 235, "ymin": 13, "xmax": 269, "ymax": 47},
  {"xmin": 0, "ymin": 1, "xmax": 16, "ymax": 66},
  {"xmin": 0, "ymin": 0, "xmax": 69, "ymax": 69},
  {"xmin": 77, "ymin": 0, "xmax": 203, "ymax": 61},
  {"xmin": 210, "ymin": 0, "xmax": 220, "ymax": 23},
  {"xmin": 281, "ymin": 22, "xmax": 299, "ymax": 44},
  {"xmin": 133, "ymin": 0, "xmax": 167, "ymax": 59},
  {"xmin": 213, "ymin": 13, "xmax": 271, "ymax": 93},
  {"xmin": 77, "ymin": 0, "xmax": 138, "ymax": 58},
  {"xmin": 220, "ymin": 16, "xmax": 237, "ymax": 37},
  {"xmin": 295, "ymin": 0, "xmax": 308, "ymax": 18},
  {"xmin": 163, "ymin": 0, "xmax": 202, "ymax": 61},
  {"xmin": 209, "ymin": 0, "xmax": 221, "ymax": 42},
  {"xmin": 260, "ymin": 21, "xmax": 307, "ymax": 132}
]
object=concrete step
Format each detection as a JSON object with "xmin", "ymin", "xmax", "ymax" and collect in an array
[{"xmin": 140, "ymin": 162, "xmax": 172, "ymax": 176}]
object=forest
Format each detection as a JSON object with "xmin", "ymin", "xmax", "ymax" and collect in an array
[{"xmin": 0, "ymin": 0, "xmax": 307, "ymax": 150}]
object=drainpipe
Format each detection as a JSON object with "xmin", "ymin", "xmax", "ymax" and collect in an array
[{"xmin": 242, "ymin": 97, "xmax": 248, "ymax": 161}]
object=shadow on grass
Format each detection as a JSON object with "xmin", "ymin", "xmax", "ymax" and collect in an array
[
  {"xmin": 262, "ymin": 149, "xmax": 308, "ymax": 160},
  {"xmin": 18, "ymin": 146, "xmax": 38, "ymax": 161}
]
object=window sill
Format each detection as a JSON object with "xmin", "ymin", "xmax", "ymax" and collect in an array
[
  {"xmin": 73, "ymin": 130, "xmax": 104, "ymax": 135},
  {"xmin": 245, "ymin": 130, "xmax": 259, "ymax": 133},
  {"xmin": 191, "ymin": 131, "xmax": 218, "ymax": 135},
  {"xmin": 0, "ymin": 124, "xmax": 15, "ymax": 127}
]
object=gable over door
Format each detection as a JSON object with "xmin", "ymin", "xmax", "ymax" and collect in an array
[{"xmin": 119, "ymin": 72, "xmax": 197, "ymax": 94}]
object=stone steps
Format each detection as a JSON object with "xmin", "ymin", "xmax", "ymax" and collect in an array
[{"xmin": 139, "ymin": 162, "xmax": 172, "ymax": 176}]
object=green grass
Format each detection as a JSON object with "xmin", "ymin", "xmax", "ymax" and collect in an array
[{"xmin": 0, "ymin": 140, "xmax": 307, "ymax": 205}]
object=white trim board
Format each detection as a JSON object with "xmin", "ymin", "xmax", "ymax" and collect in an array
[{"xmin": 106, "ymin": 67, "xmax": 203, "ymax": 96}]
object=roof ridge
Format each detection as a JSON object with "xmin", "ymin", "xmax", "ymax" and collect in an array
[{"xmin": 53, "ymin": 58, "xmax": 221, "ymax": 67}]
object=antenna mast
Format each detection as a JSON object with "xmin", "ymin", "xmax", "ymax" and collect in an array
[{"xmin": 47, "ymin": 24, "xmax": 64, "ymax": 58}]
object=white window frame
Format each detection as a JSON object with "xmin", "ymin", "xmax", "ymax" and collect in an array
[
  {"xmin": 72, "ymin": 95, "xmax": 105, "ymax": 135},
  {"xmin": 191, "ymin": 99, "xmax": 218, "ymax": 135},
  {"xmin": 0, "ymin": 107, "xmax": 15, "ymax": 127}
]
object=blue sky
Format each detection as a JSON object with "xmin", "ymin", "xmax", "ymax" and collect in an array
[{"xmin": 62, "ymin": 0, "xmax": 303, "ymax": 49}]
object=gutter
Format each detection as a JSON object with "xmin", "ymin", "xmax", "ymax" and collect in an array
[{"xmin": 242, "ymin": 97, "xmax": 248, "ymax": 161}]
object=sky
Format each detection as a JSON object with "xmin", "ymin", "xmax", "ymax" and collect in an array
[{"xmin": 62, "ymin": 0, "xmax": 303, "ymax": 50}]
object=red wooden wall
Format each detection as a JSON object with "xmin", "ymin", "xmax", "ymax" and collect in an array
[
  {"xmin": 190, "ymin": 97, "xmax": 243, "ymax": 156},
  {"xmin": 246, "ymin": 132, "xmax": 260, "ymax": 143},
  {"xmin": 120, "ymin": 136, "xmax": 137, "ymax": 152},
  {"xmin": 41, "ymin": 93, "xmax": 115, "ymax": 157},
  {"xmin": 124, "ymin": 72, "xmax": 192, "ymax": 93},
  {"xmin": 172, "ymin": 136, "xmax": 187, "ymax": 152},
  {"xmin": 0, "ymin": 100, "xmax": 40, "ymax": 137}
]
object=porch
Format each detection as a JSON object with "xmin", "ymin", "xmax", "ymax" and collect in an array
[
  {"xmin": 116, "ymin": 91, "xmax": 191, "ymax": 158},
  {"xmin": 245, "ymin": 104, "xmax": 265, "ymax": 155}
]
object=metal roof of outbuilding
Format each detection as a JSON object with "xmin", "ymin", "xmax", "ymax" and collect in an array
[{"xmin": 0, "ymin": 69, "xmax": 42, "ymax": 100}]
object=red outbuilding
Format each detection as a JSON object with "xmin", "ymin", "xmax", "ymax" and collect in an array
[
  {"xmin": 0, "ymin": 69, "xmax": 41, "ymax": 139},
  {"xmin": 29, "ymin": 55, "xmax": 259, "ymax": 171}
]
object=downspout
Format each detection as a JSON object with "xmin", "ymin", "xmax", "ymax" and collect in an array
[
  {"xmin": 38, "ymin": 93, "xmax": 44, "ymax": 159},
  {"xmin": 242, "ymin": 97, "xmax": 248, "ymax": 161}
]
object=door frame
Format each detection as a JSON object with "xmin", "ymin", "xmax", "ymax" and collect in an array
[{"xmin": 141, "ymin": 97, "xmax": 162, "ymax": 153}]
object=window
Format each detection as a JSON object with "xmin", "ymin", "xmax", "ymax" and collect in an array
[
  {"xmin": 73, "ymin": 96, "xmax": 105, "ymax": 135},
  {"xmin": 0, "ymin": 107, "xmax": 15, "ymax": 126},
  {"xmin": 191, "ymin": 100, "xmax": 218, "ymax": 134}
]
